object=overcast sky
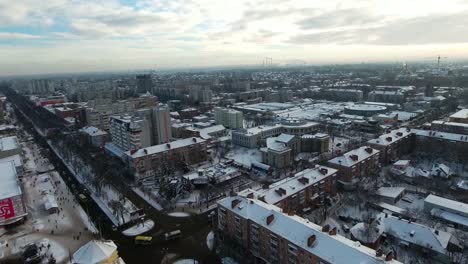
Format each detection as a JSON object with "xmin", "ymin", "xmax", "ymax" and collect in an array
[{"xmin": 1, "ymin": 0, "xmax": 468, "ymax": 76}]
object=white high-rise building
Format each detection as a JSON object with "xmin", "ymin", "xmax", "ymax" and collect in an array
[
  {"xmin": 214, "ymin": 107, "xmax": 243, "ymax": 129},
  {"xmin": 152, "ymin": 105, "xmax": 171, "ymax": 144},
  {"xmin": 109, "ymin": 115, "xmax": 151, "ymax": 151}
]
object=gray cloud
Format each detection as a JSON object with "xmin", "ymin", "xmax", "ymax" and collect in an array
[
  {"xmin": 297, "ymin": 8, "xmax": 380, "ymax": 30},
  {"xmin": 290, "ymin": 12, "xmax": 468, "ymax": 45}
]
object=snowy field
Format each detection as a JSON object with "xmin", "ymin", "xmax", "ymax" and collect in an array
[
  {"xmin": 224, "ymin": 146, "xmax": 262, "ymax": 167},
  {"xmin": 122, "ymin": 220, "xmax": 155, "ymax": 236}
]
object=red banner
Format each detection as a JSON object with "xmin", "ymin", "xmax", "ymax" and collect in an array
[{"xmin": 0, "ymin": 198, "xmax": 15, "ymax": 220}]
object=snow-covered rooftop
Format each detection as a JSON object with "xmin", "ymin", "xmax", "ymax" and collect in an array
[
  {"xmin": 79, "ymin": 126, "xmax": 107, "ymax": 136},
  {"xmin": 432, "ymin": 120, "xmax": 468, "ymax": 128},
  {"xmin": 377, "ymin": 213, "xmax": 451, "ymax": 254},
  {"xmin": 0, "ymin": 154, "xmax": 22, "ymax": 167},
  {"xmin": 219, "ymin": 196, "xmax": 401, "ymax": 264},
  {"xmin": 367, "ymin": 128, "xmax": 412, "ymax": 146},
  {"xmin": 376, "ymin": 187, "xmax": 405, "ymax": 199},
  {"xmin": 424, "ymin": 194, "xmax": 468, "ymax": 217},
  {"xmin": 0, "ymin": 136, "xmax": 20, "ymax": 152},
  {"xmin": 73, "ymin": 240, "xmax": 118, "ymax": 264},
  {"xmin": 328, "ymin": 146, "xmax": 379, "ymax": 167},
  {"xmin": 411, "ymin": 129, "xmax": 468, "ymax": 142},
  {"xmin": 449, "ymin": 109, "xmax": 468, "ymax": 120},
  {"xmin": 126, "ymin": 137, "xmax": 206, "ymax": 158},
  {"xmin": 0, "ymin": 161, "xmax": 21, "ymax": 199},
  {"xmin": 431, "ymin": 208, "xmax": 468, "ymax": 228},
  {"xmin": 240, "ymin": 166, "xmax": 337, "ymax": 205}
]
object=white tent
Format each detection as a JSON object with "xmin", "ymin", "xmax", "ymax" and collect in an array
[{"xmin": 73, "ymin": 240, "xmax": 117, "ymax": 264}]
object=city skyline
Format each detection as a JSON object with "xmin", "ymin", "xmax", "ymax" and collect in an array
[{"xmin": 1, "ymin": 0, "xmax": 468, "ymax": 76}]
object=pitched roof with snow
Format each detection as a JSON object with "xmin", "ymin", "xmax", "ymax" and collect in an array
[
  {"xmin": 377, "ymin": 213, "xmax": 451, "ymax": 254},
  {"xmin": 73, "ymin": 240, "xmax": 117, "ymax": 264},
  {"xmin": 367, "ymin": 128, "xmax": 412, "ymax": 146},
  {"xmin": 328, "ymin": 146, "xmax": 379, "ymax": 167},
  {"xmin": 376, "ymin": 187, "xmax": 405, "ymax": 199},
  {"xmin": 219, "ymin": 196, "xmax": 401, "ymax": 264},
  {"xmin": 240, "ymin": 166, "xmax": 337, "ymax": 205}
]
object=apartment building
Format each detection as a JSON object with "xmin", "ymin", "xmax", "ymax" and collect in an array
[
  {"xmin": 328, "ymin": 146, "xmax": 380, "ymax": 188},
  {"xmin": 239, "ymin": 166, "xmax": 337, "ymax": 214},
  {"xmin": 367, "ymin": 128, "xmax": 414, "ymax": 164},
  {"xmin": 124, "ymin": 137, "xmax": 207, "ymax": 181},
  {"xmin": 448, "ymin": 109, "xmax": 468, "ymax": 124},
  {"xmin": 412, "ymin": 129, "xmax": 468, "ymax": 161},
  {"xmin": 300, "ymin": 133, "xmax": 330, "ymax": 153},
  {"xmin": 260, "ymin": 134, "xmax": 299, "ymax": 169},
  {"xmin": 109, "ymin": 115, "xmax": 151, "ymax": 152},
  {"xmin": 214, "ymin": 107, "xmax": 243, "ymax": 129},
  {"xmin": 217, "ymin": 196, "xmax": 401, "ymax": 264},
  {"xmin": 232, "ymin": 121, "xmax": 319, "ymax": 148},
  {"xmin": 431, "ymin": 120, "xmax": 468, "ymax": 135}
]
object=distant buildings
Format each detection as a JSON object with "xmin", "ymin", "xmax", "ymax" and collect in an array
[
  {"xmin": 328, "ymin": 146, "xmax": 380, "ymax": 188},
  {"xmin": 214, "ymin": 107, "xmax": 243, "ymax": 129},
  {"xmin": 431, "ymin": 109, "xmax": 468, "ymax": 135},
  {"xmin": 124, "ymin": 137, "xmax": 208, "ymax": 181},
  {"xmin": 217, "ymin": 196, "xmax": 401, "ymax": 264},
  {"xmin": 232, "ymin": 120, "xmax": 319, "ymax": 148},
  {"xmin": 136, "ymin": 74, "xmax": 153, "ymax": 94}
]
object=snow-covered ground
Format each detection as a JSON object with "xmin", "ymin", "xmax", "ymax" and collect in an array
[
  {"xmin": 224, "ymin": 146, "xmax": 262, "ymax": 167},
  {"xmin": 49, "ymin": 140, "xmax": 138, "ymax": 226},
  {"xmin": 133, "ymin": 187, "xmax": 163, "ymax": 211},
  {"xmin": 0, "ymin": 137, "xmax": 95, "ymax": 263},
  {"xmin": 122, "ymin": 220, "xmax": 155, "ymax": 236},
  {"xmin": 206, "ymin": 231, "xmax": 214, "ymax": 251},
  {"xmin": 168, "ymin": 212, "xmax": 191, "ymax": 218},
  {"xmin": 174, "ymin": 259, "xmax": 199, "ymax": 264}
]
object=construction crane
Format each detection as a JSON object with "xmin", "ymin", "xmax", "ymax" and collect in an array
[
  {"xmin": 262, "ymin": 57, "xmax": 273, "ymax": 67},
  {"xmin": 436, "ymin": 55, "xmax": 447, "ymax": 72}
]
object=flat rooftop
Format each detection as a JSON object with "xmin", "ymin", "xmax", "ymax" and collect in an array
[
  {"xmin": 0, "ymin": 161, "xmax": 21, "ymax": 200},
  {"xmin": 367, "ymin": 128, "xmax": 412, "ymax": 146},
  {"xmin": 0, "ymin": 136, "xmax": 20, "ymax": 152},
  {"xmin": 328, "ymin": 146, "xmax": 379, "ymax": 167},
  {"xmin": 126, "ymin": 137, "xmax": 206, "ymax": 158},
  {"xmin": 425, "ymin": 194, "xmax": 468, "ymax": 215},
  {"xmin": 450, "ymin": 109, "xmax": 468, "ymax": 119}
]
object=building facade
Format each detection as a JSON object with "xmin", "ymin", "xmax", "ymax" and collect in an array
[
  {"xmin": 124, "ymin": 137, "xmax": 208, "ymax": 181},
  {"xmin": 214, "ymin": 107, "xmax": 244, "ymax": 129},
  {"xmin": 217, "ymin": 196, "xmax": 401, "ymax": 264},
  {"xmin": 367, "ymin": 128, "xmax": 414, "ymax": 164},
  {"xmin": 328, "ymin": 146, "xmax": 380, "ymax": 188},
  {"xmin": 109, "ymin": 116, "xmax": 151, "ymax": 151}
]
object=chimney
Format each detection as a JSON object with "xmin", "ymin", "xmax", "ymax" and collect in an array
[
  {"xmin": 307, "ymin": 235, "xmax": 317, "ymax": 247},
  {"xmin": 192, "ymin": 137, "xmax": 197, "ymax": 142},
  {"xmin": 376, "ymin": 248, "xmax": 383, "ymax": 257},
  {"xmin": 364, "ymin": 147, "xmax": 373, "ymax": 154},
  {"xmin": 166, "ymin": 143, "xmax": 171, "ymax": 149},
  {"xmin": 258, "ymin": 196, "xmax": 266, "ymax": 202},
  {"xmin": 350, "ymin": 154, "xmax": 359, "ymax": 161},
  {"xmin": 386, "ymin": 137, "xmax": 392, "ymax": 142},
  {"xmin": 275, "ymin": 189, "xmax": 283, "ymax": 196},
  {"xmin": 322, "ymin": 224, "xmax": 330, "ymax": 232},
  {"xmin": 246, "ymin": 193, "xmax": 254, "ymax": 199},
  {"xmin": 385, "ymin": 251, "xmax": 393, "ymax": 261},
  {"xmin": 435, "ymin": 230, "xmax": 439, "ymax": 235},
  {"xmin": 319, "ymin": 168, "xmax": 328, "ymax": 175},
  {"xmin": 231, "ymin": 199, "xmax": 240, "ymax": 209},
  {"xmin": 396, "ymin": 132, "xmax": 403, "ymax": 136},
  {"xmin": 266, "ymin": 214, "xmax": 275, "ymax": 225},
  {"xmin": 329, "ymin": 227, "xmax": 337, "ymax": 236},
  {"xmin": 298, "ymin": 177, "xmax": 309, "ymax": 185}
]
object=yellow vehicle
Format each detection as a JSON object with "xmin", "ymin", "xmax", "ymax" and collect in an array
[{"xmin": 135, "ymin": 236, "xmax": 153, "ymax": 245}]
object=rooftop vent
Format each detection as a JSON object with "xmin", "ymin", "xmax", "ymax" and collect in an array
[
  {"xmin": 298, "ymin": 177, "xmax": 309, "ymax": 185},
  {"xmin": 396, "ymin": 132, "xmax": 403, "ymax": 137},
  {"xmin": 267, "ymin": 214, "xmax": 275, "ymax": 225},
  {"xmin": 350, "ymin": 154, "xmax": 359, "ymax": 161},
  {"xmin": 322, "ymin": 224, "xmax": 330, "ymax": 232},
  {"xmin": 364, "ymin": 147, "xmax": 373, "ymax": 154},
  {"xmin": 319, "ymin": 168, "xmax": 328, "ymax": 175},
  {"xmin": 192, "ymin": 137, "xmax": 197, "ymax": 142},
  {"xmin": 385, "ymin": 251, "xmax": 394, "ymax": 262},
  {"xmin": 329, "ymin": 227, "xmax": 337, "ymax": 236},
  {"xmin": 307, "ymin": 235, "xmax": 317, "ymax": 247},
  {"xmin": 166, "ymin": 143, "xmax": 171, "ymax": 149},
  {"xmin": 246, "ymin": 193, "xmax": 254, "ymax": 199},
  {"xmin": 376, "ymin": 248, "xmax": 383, "ymax": 257},
  {"xmin": 386, "ymin": 137, "xmax": 393, "ymax": 142},
  {"xmin": 231, "ymin": 199, "xmax": 240, "ymax": 209}
]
